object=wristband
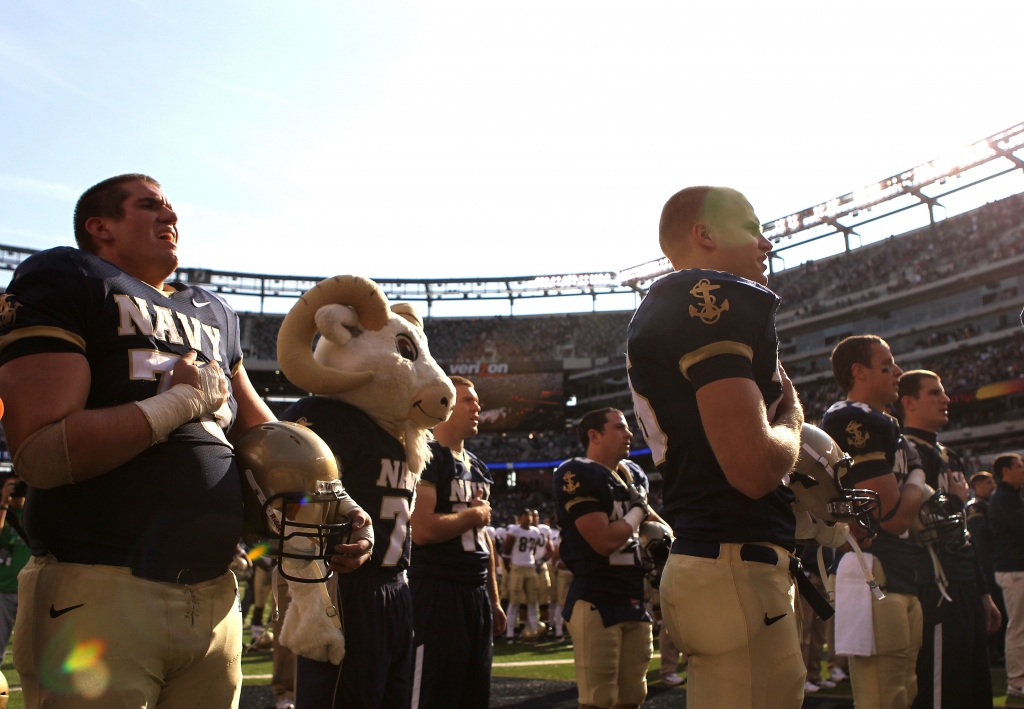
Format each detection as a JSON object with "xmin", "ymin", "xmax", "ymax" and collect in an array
[
  {"xmin": 905, "ymin": 468, "xmax": 927, "ymax": 490},
  {"xmin": 624, "ymin": 506, "xmax": 647, "ymax": 533}
]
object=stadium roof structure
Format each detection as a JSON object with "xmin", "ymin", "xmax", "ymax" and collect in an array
[
  {"xmin": 619, "ymin": 121, "xmax": 1024, "ymax": 292},
  {"xmin": 2, "ymin": 122, "xmax": 1023, "ymax": 312}
]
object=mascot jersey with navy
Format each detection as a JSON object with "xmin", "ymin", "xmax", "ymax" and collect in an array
[
  {"xmin": 282, "ymin": 397, "xmax": 413, "ymax": 577},
  {"xmin": 0, "ymin": 247, "xmax": 243, "ymax": 576},
  {"xmin": 554, "ymin": 457, "xmax": 650, "ymax": 625},
  {"xmin": 626, "ymin": 268, "xmax": 795, "ymax": 548},
  {"xmin": 821, "ymin": 400, "xmax": 919, "ymax": 594},
  {"xmin": 410, "ymin": 440, "xmax": 493, "ymax": 585}
]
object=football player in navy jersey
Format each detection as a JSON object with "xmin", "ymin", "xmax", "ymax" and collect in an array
[
  {"xmin": 898, "ymin": 370, "xmax": 1000, "ymax": 708},
  {"xmin": 555, "ymin": 407, "xmax": 663, "ymax": 709},
  {"xmin": 0, "ymin": 175, "xmax": 288, "ymax": 707},
  {"xmin": 408, "ymin": 376, "xmax": 505, "ymax": 709},
  {"xmin": 821, "ymin": 335, "xmax": 929, "ymax": 709},
  {"xmin": 627, "ymin": 186, "xmax": 808, "ymax": 708}
]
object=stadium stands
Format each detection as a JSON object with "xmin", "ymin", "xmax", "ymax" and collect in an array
[
  {"xmin": 771, "ymin": 192, "xmax": 1024, "ymax": 322},
  {"xmin": 239, "ymin": 310, "xmax": 631, "ymax": 364}
]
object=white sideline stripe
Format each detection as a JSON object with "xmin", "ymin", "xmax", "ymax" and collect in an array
[
  {"xmin": 243, "ymin": 674, "xmax": 273, "ymax": 679},
  {"xmin": 493, "ymin": 659, "xmax": 575, "ymax": 667}
]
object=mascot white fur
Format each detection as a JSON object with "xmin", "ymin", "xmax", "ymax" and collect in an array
[{"xmin": 273, "ymin": 275, "xmax": 454, "ymax": 665}]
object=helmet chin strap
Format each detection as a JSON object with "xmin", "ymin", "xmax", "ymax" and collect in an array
[
  {"xmin": 817, "ymin": 546, "xmax": 835, "ymax": 603},
  {"xmin": 926, "ymin": 544, "xmax": 953, "ymax": 606},
  {"xmin": 842, "ymin": 527, "xmax": 886, "ymax": 601}
]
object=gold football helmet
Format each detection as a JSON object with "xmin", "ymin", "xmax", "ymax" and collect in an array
[
  {"xmin": 235, "ymin": 421, "xmax": 359, "ymax": 583},
  {"xmin": 0, "ymin": 669, "xmax": 8, "ymax": 709},
  {"xmin": 790, "ymin": 423, "xmax": 880, "ymax": 537}
]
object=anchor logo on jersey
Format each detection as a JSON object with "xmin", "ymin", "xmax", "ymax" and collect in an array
[
  {"xmin": 0, "ymin": 294, "xmax": 20, "ymax": 328},
  {"xmin": 562, "ymin": 471, "xmax": 580, "ymax": 494},
  {"xmin": 293, "ymin": 417, "xmax": 313, "ymax": 428},
  {"xmin": 845, "ymin": 420, "xmax": 870, "ymax": 448},
  {"xmin": 688, "ymin": 279, "xmax": 729, "ymax": 324}
]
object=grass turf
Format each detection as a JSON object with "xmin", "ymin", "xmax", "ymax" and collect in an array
[{"xmin": 3, "ymin": 639, "xmax": 1021, "ymax": 706}]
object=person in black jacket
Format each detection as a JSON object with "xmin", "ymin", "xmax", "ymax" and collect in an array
[
  {"xmin": 989, "ymin": 453, "xmax": 1024, "ymax": 697},
  {"xmin": 966, "ymin": 471, "xmax": 1005, "ymax": 663}
]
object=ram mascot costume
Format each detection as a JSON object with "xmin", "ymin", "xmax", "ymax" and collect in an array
[{"xmin": 239, "ymin": 275, "xmax": 454, "ymax": 704}]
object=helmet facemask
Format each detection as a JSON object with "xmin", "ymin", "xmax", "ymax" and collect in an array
[
  {"xmin": 248, "ymin": 473, "xmax": 354, "ymax": 584},
  {"xmin": 914, "ymin": 490, "xmax": 969, "ymax": 553}
]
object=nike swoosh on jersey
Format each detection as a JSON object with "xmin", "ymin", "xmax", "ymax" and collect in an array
[
  {"xmin": 764, "ymin": 612, "xmax": 786, "ymax": 626},
  {"xmin": 193, "ymin": 298, "xmax": 210, "ymax": 307},
  {"xmin": 50, "ymin": 603, "xmax": 84, "ymax": 618}
]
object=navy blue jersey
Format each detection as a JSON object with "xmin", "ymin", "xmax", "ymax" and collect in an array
[
  {"xmin": 627, "ymin": 269, "xmax": 795, "ymax": 548},
  {"xmin": 554, "ymin": 457, "xmax": 649, "ymax": 621},
  {"xmin": 821, "ymin": 401, "xmax": 920, "ymax": 594},
  {"xmin": 903, "ymin": 428, "xmax": 976, "ymax": 583},
  {"xmin": 282, "ymin": 397, "xmax": 413, "ymax": 578},
  {"xmin": 0, "ymin": 247, "xmax": 244, "ymax": 574},
  {"xmin": 409, "ymin": 440, "xmax": 493, "ymax": 585}
]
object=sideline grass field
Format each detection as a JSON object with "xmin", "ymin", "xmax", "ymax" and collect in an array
[{"xmin": 2, "ymin": 640, "xmax": 1021, "ymax": 706}]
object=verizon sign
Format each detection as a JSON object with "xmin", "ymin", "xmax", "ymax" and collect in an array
[{"xmin": 446, "ymin": 362, "xmax": 510, "ymax": 376}]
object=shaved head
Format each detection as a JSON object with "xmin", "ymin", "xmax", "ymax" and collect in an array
[
  {"xmin": 659, "ymin": 186, "xmax": 749, "ymax": 261},
  {"xmin": 657, "ymin": 185, "xmax": 771, "ymax": 284}
]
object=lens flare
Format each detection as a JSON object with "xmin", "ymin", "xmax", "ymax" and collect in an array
[
  {"xmin": 247, "ymin": 542, "xmax": 270, "ymax": 561},
  {"xmin": 62, "ymin": 639, "xmax": 105, "ymax": 673}
]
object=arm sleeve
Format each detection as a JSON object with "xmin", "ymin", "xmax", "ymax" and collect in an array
[
  {"xmin": 0, "ymin": 251, "xmax": 94, "ymax": 366},
  {"xmin": 556, "ymin": 465, "xmax": 608, "ymax": 521}
]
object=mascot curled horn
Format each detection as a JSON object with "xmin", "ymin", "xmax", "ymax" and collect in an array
[{"xmin": 236, "ymin": 275, "xmax": 455, "ymax": 667}]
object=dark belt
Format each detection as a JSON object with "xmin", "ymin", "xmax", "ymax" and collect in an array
[
  {"xmin": 672, "ymin": 538, "xmax": 781, "ymax": 564},
  {"xmin": 132, "ymin": 566, "xmax": 226, "ymax": 585},
  {"xmin": 671, "ymin": 539, "xmax": 835, "ymax": 621}
]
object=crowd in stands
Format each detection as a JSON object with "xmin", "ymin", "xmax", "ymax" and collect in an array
[
  {"xmin": 239, "ymin": 310, "xmax": 632, "ymax": 364},
  {"xmin": 771, "ymin": 193, "xmax": 1024, "ymax": 321},
  {"xmin": 925, "ymin": 335, "xmax": 1024, "ymax": 394},
  {"xmin": 913, "ymin": 323, "xmax": 981, "ymax": 349}
]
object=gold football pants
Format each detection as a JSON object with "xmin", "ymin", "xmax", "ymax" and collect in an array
[
  {"xmin": 849, "ymin": 559, "xmax": 922, "ymax": 709},
  {"xmin": 660, "ymin": 543, "xmax": 805, "ymax": 709},
  {"xmin": 510, "ymin": 564, "xmax": 539, "ymax": 605},
  {"xmin": 566, "ymin": 600, "xmax": 653, "ymax": 708},
  {"xmin": 14, "ymin": 555, "xmax": 242, "ymax": 709},
  {"xmin": 537, "ymin": 562, "xmax": 552, "ymax": 605},
  {"xmin": 556, "ymin": 569, "xmax": 573, "ymax": 608}
]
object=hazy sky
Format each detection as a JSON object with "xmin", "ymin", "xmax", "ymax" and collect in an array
[{"xmin": 3, "ymin": 1, "xmax": 1024, "ymax": 315}]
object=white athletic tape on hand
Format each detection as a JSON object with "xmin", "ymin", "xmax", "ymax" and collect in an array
[{"xmin": 135, "ymin": 365, "xmax": 228, "ymax": 444}]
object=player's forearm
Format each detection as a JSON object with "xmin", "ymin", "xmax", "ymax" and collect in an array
[
  {"xmin": 725, "ymin": 419, "xmax": 802, "ymax": 500},
  {"xmin": 410, "ymin": 509, "xmax": 479, "ymax": 545},
  {"xmin": 486, "ymin": 538, "xmax": 501, "ymax": 603},
  {"xmin": 64, "ymin": 404, "xmax": 155, "ymax": 482},
  {"xmin": 579, "ymin": 517, "xmax": 634, "ymax": 557},
  {"xmin": 880, "ymin": 483, "xmax": 924, "ymax": 535}
]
